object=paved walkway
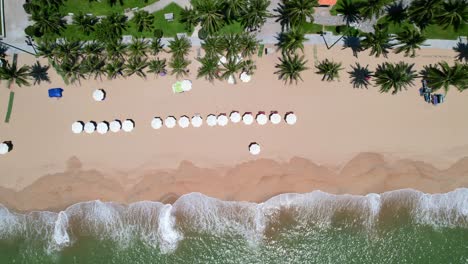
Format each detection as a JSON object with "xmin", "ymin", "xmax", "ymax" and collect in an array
[{"xmin": 2, "ymin": 0, "xmax": 35, "ymax": 54}]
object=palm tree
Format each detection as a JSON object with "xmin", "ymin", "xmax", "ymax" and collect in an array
[
  {"xmin": 436, "ymin": 0, "xmax": 468, "ymax": 32},
  {"xmin": 168, "ymin": 36, "xmax": 191, "ymax": 58},
  {"xmin": 192, "ymin": 0, "xmax": 225, "ymax": 34},
  {"xmin": 360, "ymin": 0, "xmax": 393, "ymax": 20},
  {"xmin": 335, "ymin": 0, "xmax": 363, "ymax": 25},
  {"xmin": 105, "ymin": 59, "xmax": 125, "ymax": 80},
  {"xmin": 180, "ymin": 7, "xmax": 199, "ymax": 31},
  {"xmin": 220, "ymin": 58, "xmax": 243, "ymax": 83},
  {"xmin": 221, "ymin": 34, "xmax": 242, "ymax": 59},
  {"xmin": 106, "ymin": 40, "xmax": 128, "ymax": 60},
  {"xmin": 197, "ymin": 56, "xmax": 220, "ymax": 82},
  {"xmin": 36, "ymin": 41, "xmax": 57, "ymax": 61},
  {"xmin": 275, "ymin": 0, "xmax": 317, "ymax": 30},
  {"xmin": 150, "ymin": 37, "xmax": 165, "ymax": 55},
  {"xmin": 361, "ymin": 25, "xmax": 393, "ymax": 58},
  {"xmin": 453, "ymin": 42, "xmax": 467, "ymax": 63},
  {"xmin": 241, "ymin": 0, "xmax": 271, "ymax": 31},
  {"xmin": 31, "ymin": 9, "xmax": 66, "ymax": 37},
  {"xmin": 53, "ymin": 39, "xmax": 83, "ymax": 64},
  {"xmin": 29, "ymin": 61, "xmax": 50, "ymax": 85},
  {"xmin": 133, "ymin": 10, "xmax": 154, "ymax": 32},
  {"xmin": 408, "ymin": 0, "xmax": 443, "ymax": 30},
  {"xmin": 395, "ymin": 27, "xmax": 427, "ymax": 57},
  {"xmin": 148, "ymin": 58, "xmax": 167, "ymax": 76},
  {"xmin": 239, "ymin": 33, "xmax": 259, "ymax": 58},
  {"xmin": 96, "ymin": 12, "xmax": 128, "ymax": 42},
  {"xmin": 73, "ymin": 12, "xmax": 98, "ymax": 35},
  {"xmin": 202, "ymin": 36, "xmax": 224, "ymax": 58},
  {"xmin": 125, "ymin": 57, "xmax": 148, "ymax": 78},
  {"xmin": 82, "ymin": 41, "xmax": 104, "ymax": 58},
  {"xmin": 241, "ymin": 59, "xmax": 257, "ymax": 75},
  {"xmin": 128, "ymin": 38, "xmax": 149, "ymax": 58},
  {"xmin": 384, "ymin": 1, "xmax": 408, "ymax": 25},
  {"xmin": 348, "ymin": 63, "xmax": 373, "ymax": 89},
  {"xmin": 276, "ymin": 27, "xmax": 307, "ymax": 54},
  {"xmin": 315, "ymin": 59, "xmax": 343, "ymax": 81},
  {"xmin": 223, "ymin": 0, "xmax": 247, "ymax": 21},
  {"xmin": 82, "ymin": 55, "xmax": 106, "ymax": 80},
  {"xmin": 169, "ymin": 56, "xmax": 191, "ymax": 78},
  {"xmin": 420, "ymin": 62, "xmax": 467, "ymax": 93},
  {"xmin": 0, "ymin": 59, "xmax": 31, "ymax": 89},
  {"xmin": 54, "ymin": 58, "xmax": 85, "ymax": 85},
  {"xmin": 274, "ymin": 53, "xmax": 309, "ymax": 84},
  {"xmin": 374, "ymin": 62, "xmax": 417, "ymax": 94}
]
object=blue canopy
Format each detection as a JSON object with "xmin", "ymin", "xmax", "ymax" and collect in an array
[{"xmin": 48, "ymin": 88, "xmax": 63, "ymax": 98}]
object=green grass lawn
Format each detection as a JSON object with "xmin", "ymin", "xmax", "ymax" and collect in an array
[
  {"xmin": 216, "ymin": 21, "xmax": 244, "ymax": 35},
  {"xmin": 60, "ymin": 0, "xmax": 159, "ymax": 16},
  {"xmin": 303, "ymin": 23, "xmax": 324, "ymax": 34},
  {"xmin": 4, "ymin": 91, "xmax": 14, "ymax": 123},
  {"xmin": 377, "ymin": 17, "xmax": 461, "ymax": 40}
]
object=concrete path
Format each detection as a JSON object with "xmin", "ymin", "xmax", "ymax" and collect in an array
[{"xmin": 2, "ymin": 0, "xmax": 35, "ymax": 54}]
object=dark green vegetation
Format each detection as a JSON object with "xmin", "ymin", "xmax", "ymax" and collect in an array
[
  {"xmin": 4, "ymin": 91, "xmax": 15, "ymax": 123},
  {"xmin": 315, "ymin": 59, "xmax": 343, "ymax": 81},
  {"xmin": 60, "ymin": 0, "xmax": 159, "ymax": 16}
]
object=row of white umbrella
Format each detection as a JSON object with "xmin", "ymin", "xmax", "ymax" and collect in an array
[
  {"xmin": 151, "ymin": 112, "xmax": 297, "ymax": 129},
  {"xmin": 72, "ymin": 119, "xmax": 135, "ymax": 134},
  {"xmin": 0, "ymin": 141, "xmax": 12, "ymax": 155}
]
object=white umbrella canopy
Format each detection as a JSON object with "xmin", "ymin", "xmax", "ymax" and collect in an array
[
  {"xmin": 181, "ymin": 80, "xmax": 192, "ymax": 92},
  {"xmin": 270, "ymin": 113, "xmax": 281, "ymax": 125},
  {"xmin": 122, "ymin": 119, "xmax": 135, "ymax": 132},
  {"xmin": 217, "ymin": 114, "xmax": 228, "ymax": 126},
  {"xmin": 178, "ymin": 116, "xmax": 190, "ymax": 128},
  {"xmin": 227, "ymin": 75, "xmax": 235, "ymax": 84},
  {"xmin": 218, "ymin": 56, "xmax": 227, "ymax": 65},
  {"xmin": 207, "ymin": 114, "xmax": 217, "ymax": 127},
  {"xmin": 97, "ymin": 122, "xmax": 109, "ymax": 134},
  {"xmin": 93, "ymin": 89, "xmax": 106, "ymax": 101},
  {"xmin": 71, "ymin": 121, "xmax": 84, "ymax": 134},
  {"xmin": 230, "ymin": 111, "xmax": 241, "ymax": 123},
  {"xmin": 256, "ymin": 113, "xmax": 268, "ymax": 125},
  {"xmin": 242, "ymin": 113, "xmax": 254, "ymax": 125},
  {"xmin": 151, "ymin": 117, "xmax": 163, "ymax": 130},
  {"xmin": 249, "ymin": 143, "xmax": 261, "ymax": 155},
  {"xmin": 110, "ymin": 120, "xmax": 122, "ymax": 132},
  {"xmin": 191, "ymin": 115, "xmax": 203, "ymax": 128},
  {"xmin": 240, "ymin": 72, "xmax": 251, "ymax": 83},
  {"xmin": 0, "ymin": 143, "xmax": 10, "ymax": 155},
  {"xmin": 84, "ymin": 121, "xmax": 96, "ymax": 134},
  {"xmin": 285, "ymin": 112, "xmax": 297, "ymax": 125},
  {"xmin": 165, "ymin": 116, "xmax": 177, "ymax": 128}
]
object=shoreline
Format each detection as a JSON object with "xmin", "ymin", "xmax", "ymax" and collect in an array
[
  {"xmin": 1, "ymin": 152, "xmax": 468, "ymax": 212},
  {"xmin": 1, "ymin": 45, "xmax": 468, "ymax": 212}
]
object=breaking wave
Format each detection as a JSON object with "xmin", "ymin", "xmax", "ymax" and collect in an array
[{"xmin": 0, "ymin": 188, "xmax": 466, "ymax": 254}]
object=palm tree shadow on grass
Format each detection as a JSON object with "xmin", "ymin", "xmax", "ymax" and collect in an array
[
  {"xmin": 453, "ymin": 42, "xmax": 467, "ymax": 63},
  {"xmin": 348, "ymin": 63, "xmax": 373, "ymax": 89}
]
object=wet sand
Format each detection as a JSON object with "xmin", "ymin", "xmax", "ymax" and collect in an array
[{"xmin": 0, "ymin": 45, "xmax": 467, "ymax": 211}]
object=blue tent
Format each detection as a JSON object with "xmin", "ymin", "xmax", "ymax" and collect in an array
[{"xmin": 48, "ymin": 88, "xmax": 63, "ymax": 98}]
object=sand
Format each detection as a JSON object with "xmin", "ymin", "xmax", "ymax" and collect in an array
[{"xmin": 0, "ymin": 45, "xmax": 467, "ymax": 211}]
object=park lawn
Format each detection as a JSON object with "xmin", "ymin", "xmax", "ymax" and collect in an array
[
  {"xmin": 303, "ymin": 22, "xmax": 324, "ymax": 34},
  {"xmin": 423, "ymin": 24, "xmax": 462, "ymax": 40},
  {"xmin": 60, "ymin": 0, "xmax": 159, "ymax": 16},
  {"xmin": 150, "ymin": 3, "xmax": 192, "ymax": 37},
  {"xmin": 216, "ymin": 21, "xmax": 244, "ymax": 35}
]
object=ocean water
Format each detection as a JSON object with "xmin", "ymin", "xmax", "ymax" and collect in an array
[{"xmin": 0, "ymin": 189, "xmax": 467, "ymax": 264}]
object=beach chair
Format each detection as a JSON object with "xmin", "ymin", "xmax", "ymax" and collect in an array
[
  {"xmin": 422, "ymin": 79, "xmax": 428, "ymax": 89},
  {"xmin": 419, "ymin": 88, "xmax": 424, "ymax": 96},
  {"xmin": 431, "ymin": 94, "xmax": 439, "ymax": 105},
  {"xmin": 437, "ymin": 94, "xmax": 444, "ymax": 103},
  {"xmin": 424, "ymin": 93, "xmax": 431, "ymax": 103},
  {"xmin": 48, "ymin": 88, "xmax": 63, "ymax": 98}
]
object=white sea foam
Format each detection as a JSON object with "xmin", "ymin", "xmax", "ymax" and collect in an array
[{"xmin": 0, "ymin": 188, "xmax": 467, "ymax": 254}]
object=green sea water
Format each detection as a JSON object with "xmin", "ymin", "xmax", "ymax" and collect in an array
[{"xmin": 0, "ymin": 189, "xmax": 467, "ymax": 264}]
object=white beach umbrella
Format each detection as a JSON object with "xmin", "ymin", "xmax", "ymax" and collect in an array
[
  {"xmin": 181, "ymin": 80, "xmax": 192, "ymax": 92},
  {"xmin": 178, "ymin": 116, "xmax": 190, "ymax": 128},
  {"xmin": 230, "ymin": 111, "xmax": 241, "ymax": 123},
  {"xmin": 97, "ymin": 122, "xmax": 109, "ymax": 134},
  {"xmin": 240, "ymin": 72, "xmax": 251, "ymax": 83},
  {"xmin": 122, "ymin": 119, "xmax": 135, "ymax": 132},
  {"xmin": 165, "ymin": 116, "xmax": 177, "ymax": 128},
  {"xmin": 71, "ymin": 121, "xmax": 84, "ymax": 134},
  {"xmin": 249, "ymin": 143, "xmax": 261, "ymax": 155},
  {"xmin": 270, "ymin": 113, "xmax": 281, "ymax": 125},
  {"xmin": 191, "ymin": 115, "xmax": 203, "ymax": 128},
  {"xmin": 151, "ymin": 117, "xmax": 163, "ymax": 130},
  {"xmin": 207, "ymin": 114, "xmax": 217, "ymax": 127},
  {"xmin": 256, "ymin": 113, "xmax": 268, "ymax": 125},
  {"xmin": 227, "ymin": 75, "xmax": 235, "ymax": 85},
  {"xmin": 84, "ymin": 121, "xmax": 96, "ymax": 134},
  {"xmin": 218, "ymin": 56, "xmax": 227, "ymax": 65},
  {"xmin": 0, "ymin": 143, "xmax": 9, "ymax": 155},
  {"xmin": 217, "ymin": 114, "xmax": 228, "ymax": 126},
  {"xmin": 285, "ymin": 112, "xmax": 297, "ymax": 125},
  {"xmin": 242, "ymin": 113, "xmax": 254, "ymax": 125},
  {"xmin": 93, "ymin": 89, "xmax": 106, "ymax": 101},
  {"xmin": 110, "ymin": 120, "xmax": 122, "ymax": 132}
]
